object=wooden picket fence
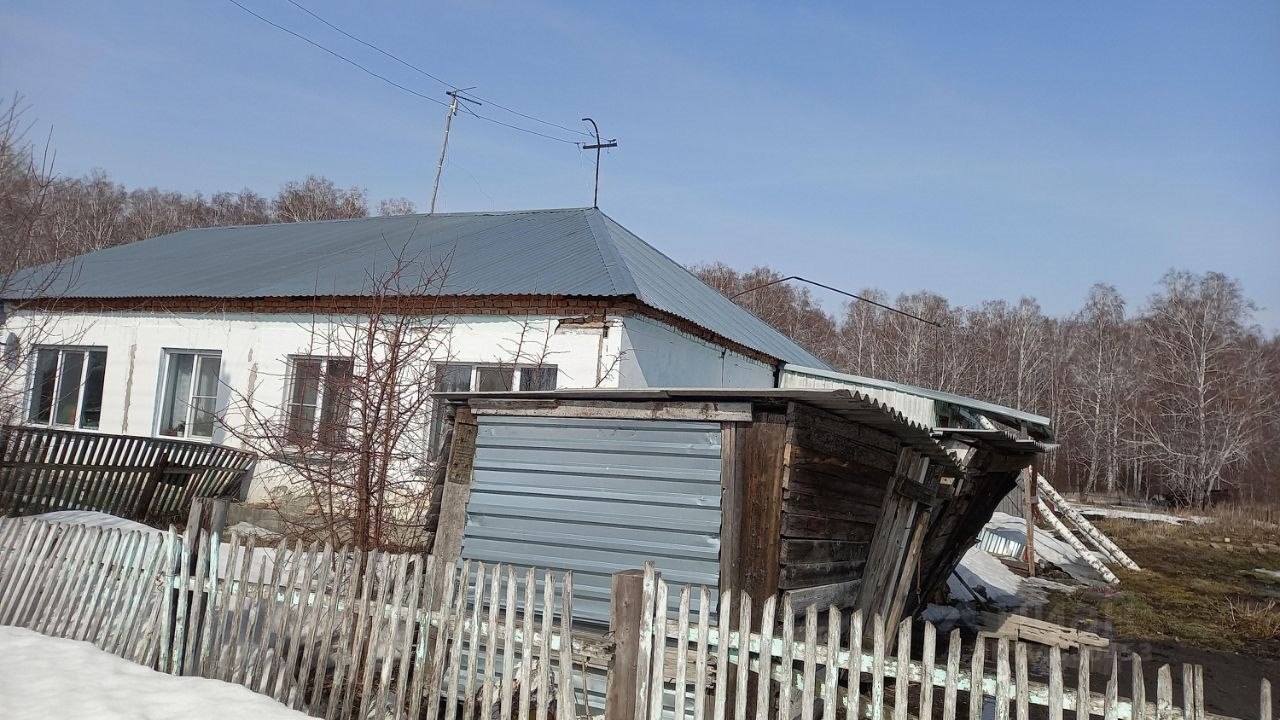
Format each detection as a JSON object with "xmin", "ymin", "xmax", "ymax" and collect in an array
[
  {"xmin": 0, "ymin": 504, "xmax": 589, "ymax": 720},
  {"xmin": 0, "ymin": 509, "xmax": 1274, "ymax": 720},
  {"xmin": 0, "ymin": 425, "xmax": 257, "ymax": 523}
]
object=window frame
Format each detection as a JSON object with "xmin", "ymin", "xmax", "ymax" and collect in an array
[
  {"xmin": 155, "ymin": 349, "xmax": 223, "ymax": 440},
  {"xmin": 25, "ymin": 345, "xmax": 108, "ymax": 431},
  {"xmin": 283, "ymin": 354, "xmax": 355, "ymax": 446},
  {"xmin": 427, "ymin": 362, "xmax": 558, "ymax": 454}
]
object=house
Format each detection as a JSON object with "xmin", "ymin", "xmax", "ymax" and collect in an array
[{"xmin": 1, "ymin": 208, "xmax": 826, "ymax": 503}]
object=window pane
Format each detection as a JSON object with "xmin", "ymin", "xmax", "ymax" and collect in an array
[
  {"xmin": 475, "ymin": 367, "xmax": 513, "ymax": 391},
  {"xmin": 160, "ymin": 354, "xmax": 194, "ymax": 436},
  {"xmin": 190, "ymin": 396, "xmax": 217, "ymax": 438},
  {"xmin": 80, "ymin": 351, "xmax": 107, "ymax": 429},
  {"xmin": 519, "ymin": 366, "xmax": 558, "ymax": 391},
  {"xmin": 28, "ymin": 349, "xmax": 59, "ymax": 423},
  {"xmin": 53, "ymin": 351, "xmax": 85, "ymax": 426},
  {"xmin": 289, "ymin": 358, "xmax": 322, "ymax": 408},
  {"xmin": 433, "ymin": 363, "xmax": 472, "ymax": 392},
  {"xmin": 319, "ymin": 359, "xmax": 354, "ymax": 445},
  {"xmin": 195, "ymin": 355, "xmax": 221, "ymax": 398}
]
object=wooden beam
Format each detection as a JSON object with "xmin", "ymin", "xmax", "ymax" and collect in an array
[
  {"xmin": 429, "ymin": 407, "xmax": 479, "ymax": 592},
  {"xmin": 736, "ymin": 412, "xmax": 787, "ymax": 626},
  {"xmin": 718, "ymin": 421, "xmax": 745, "ymax": 601},
  {"xmin": 466, "ymin": 399, "xmax": 752, "ymax": 422}
]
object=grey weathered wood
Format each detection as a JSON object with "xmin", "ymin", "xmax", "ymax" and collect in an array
[
  {"xmin": 558, "ymin": 572, "xmax": 575, "ymax": 720},
  {"xmin": 649, "ymin": 577, "xmax": 670, "ymax": 720},
  {"xmin": 943, "ymin": 629, "xmax": 960, "ymax": 720},
  {"xmin": 1260, "ymin": 678, "xmax": 1271, "ymax": 720},
  {"xmin": 920, "ymin": 621, "xmax": 936, "ymax": 719},
  {"xmin": 536, "ymin": 569, "xmax": 555, "ymax": 720},
  {"xmin": 871, "ymin": 613, "xmax": 886, "ymax": 720},
  {"xmin": 693, "ymin": 586, "xmax": 711, "ymax": 720},
  {"xmin": 1156, "ymin": 665, "xmax": 1173, "ymax": 720},
  {"xmin": 733, "ymin": 591, "xmax": 750, "ymax": 720},
  {"xmin": 820, "ymin": 605, "xmax": 839, "ymax": 720},
  {"xmin": 1079, "ymin": 648, "xmax": 1092, "ymax": 720},
  {"xmin": 1048, "ymin": 646, "xmax": 1063, "ymax": 720},
  {"xmin": 1131, "ymin": 655, "xmax": 1146, "ymax": 720},
  {"xmin": 674, "ymin": 586, "xmax": 692, "ymax": 720},
  {"xmin": 607, "ymin": 569, "xmax": 645, "ymax": 720},
  {"xmin": 1015, "ymin": 642, "xmax": 1029, "ymax": 720},
  {"xmin": 893, "ymin": 619, "xmax": 910, "ymax": 720},
  {"xmin": 753, "ymin": 595, "xmax": 777, "ymax": 720},
  {"xmin": 1105, "ymin": 653, "xmax": 1120, "ymax": 720},
  {"xmin": 778, "ymin": 595, "xmax": 795, "ymax": 720},
  {"xmin": 995, "ymin": 638, "xmax": 1010, "ymax": 720},
  {"xmin": 847, "ymin": 609, "xmax": 864, "ymax": 720},
  {"xmin": 969, "ymin": 636, "xmax": 986, "ymax": 720}
]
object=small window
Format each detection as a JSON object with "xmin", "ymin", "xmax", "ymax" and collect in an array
[
  {"xmin": 427, "ymin": 363, "xmax": 558, "ymax": 454},
  {"xmin": 285, "ymin": 356, "xmax": 355, "ymax": 445},
  {"xmin": 26, "ymin": 347, "xmax": 107, "ymax": 430},
  {"xmin": 158, "ymin": 351, "xmax": 222, "ymax": 439}
]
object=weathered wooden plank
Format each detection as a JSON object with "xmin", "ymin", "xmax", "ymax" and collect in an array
[
  {"xmin": 467, "ymin": 399, "xmax": 753, "ymax": 422},
  {"xmin": 943, "ymin": 629, "xmax": 960, "ymax": 720},
  {"xmin": 737, "ymin": 413, "xmax": 787, "ymax": 618}
]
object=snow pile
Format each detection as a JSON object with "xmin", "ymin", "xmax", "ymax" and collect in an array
[
  {"xmin": 1075, "ymin": 506, "xmax": 1210, "ymax": 525},
  {"xmin": 947, "ymin": 547, "xmax": 1022, "ymax": 608},
  {"xmin": 980, "ymin": 512, "xmax": 1106, "ymax": 583},
  {"xmin": 33, "ymin": 510, "xmax": 160, "ymax": 534},
  {"xmin": 0, "ymin": 626, "xmax": 308, "ymax": 720}
]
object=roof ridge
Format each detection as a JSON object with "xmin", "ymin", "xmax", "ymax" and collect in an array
[{"xmin": 582, "ymin": 208, "xmax": 639, "ymax": 296}]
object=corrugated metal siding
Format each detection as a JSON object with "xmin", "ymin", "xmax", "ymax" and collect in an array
[
  {"xmin": 461, "ymin": 415, "xmax": 723, "ymax": 625},
  {"xmin": 779, "ymin": 368, "xmax": 938, "ymax": 428}
]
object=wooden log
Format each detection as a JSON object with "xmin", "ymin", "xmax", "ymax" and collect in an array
[
  {"xmin": 1033, "ymin": 474, "xmax": 1139, "ymax": 571},
  {"xmin": 1035, "ymin": 498, "xmax": 1119, "ymax": 584}
]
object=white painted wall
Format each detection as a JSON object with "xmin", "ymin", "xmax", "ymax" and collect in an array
[
  {"xmin": 1, "ymin": 307, "xmax": 779, "ymax": 500},
  {"xmin": 615, "ymin": 314, "xmax": 775, "ymax": 388}
]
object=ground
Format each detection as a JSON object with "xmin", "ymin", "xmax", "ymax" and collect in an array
[{"xmin": 1041, "ymin": 511, "xmax": 1280, "ymax": 716}]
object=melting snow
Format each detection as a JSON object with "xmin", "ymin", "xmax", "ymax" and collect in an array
[{"xmin": 0, "ymin": 626, "xmax": 309, "ymax": 719}]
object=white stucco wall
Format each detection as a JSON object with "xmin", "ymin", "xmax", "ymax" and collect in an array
[
  {"xmin": 2, "ymin": 307, "xmax": 779, "ymax": 501},
  {"xmin": 615, "ymin": 314, "xmax": 776, "ymax": 388}
]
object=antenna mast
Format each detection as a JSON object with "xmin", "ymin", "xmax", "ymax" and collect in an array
[
  {"xmin": 430, "ymin": 89, "xmax": 481, "ymax": 214},
  {"xmin": 580, "ymin": 118, "xmax": 617, "ymax": 208}
]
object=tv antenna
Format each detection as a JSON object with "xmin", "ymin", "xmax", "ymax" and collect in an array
[
  {"xmin": 430, "ymin": 88, "xmax": 481, "ymax": 213},
  {"xmin": 580, "ymin": 118, "xmax": 617, "ymax": 208}
]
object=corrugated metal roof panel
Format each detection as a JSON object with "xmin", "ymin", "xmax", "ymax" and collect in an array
[
  {"xmin": 781, "ymin": 364, "xmax": 1053, "ymax": 435},
  {"xmin": 9, "ymin": 207, "xmax": 825, "ymax": 368}
]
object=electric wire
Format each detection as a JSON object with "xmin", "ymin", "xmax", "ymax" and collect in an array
[
  {"xmin": 223, "ymin": 0, "xmax": 583, "ymax": 145},
  {"xmin": 284, "ymin": 0, "xmax": 594, "ymax": 140}
]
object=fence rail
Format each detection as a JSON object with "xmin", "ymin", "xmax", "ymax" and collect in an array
[
  {"xmin": 0, "ymin": 507, "xmax": 1273, "ymax": 720},
  {"xmin": 0, "ymin": 425, "xmax": 256, "ymax": 523}
]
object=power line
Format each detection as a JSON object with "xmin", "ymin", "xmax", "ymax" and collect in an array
[
  {"xmin": 223, "ymin": 0, "xmax": 583, "ymax": 145},
  {"xmin": 224, "ymin": 0, "xmax": 448, "ymax": 108},
  {"xmin": 282, "ymin": 0, "xmax": 593, "ymax": 140},
  {"xmin": 729, "ymin": 275, "xmax": 944, "ymax": 328}
]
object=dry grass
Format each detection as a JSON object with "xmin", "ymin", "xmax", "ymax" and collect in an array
[{"xmin": 1044, "ymin": 513, "xmax": 1280, "ymax": 658}]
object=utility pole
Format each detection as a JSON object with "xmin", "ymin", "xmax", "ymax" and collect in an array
[
  {"xmin": 580, "ymin": 117, "xmax": 617, "ymax": 208},
  {"xmin": 431, "ymin": 89, "xmax": 480, "ymax": 214}
]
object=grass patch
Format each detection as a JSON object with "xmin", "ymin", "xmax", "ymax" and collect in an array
[{"xmin": 1042, "ymin": 515, "xmax": 1280, "ymax": 658}]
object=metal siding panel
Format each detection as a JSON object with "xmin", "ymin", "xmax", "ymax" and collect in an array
[{"xmin": 461, "ymin": 415, "xmax": 723, "ymax": 624}]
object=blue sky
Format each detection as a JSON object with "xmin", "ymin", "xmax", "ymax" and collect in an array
[{"xmin": 3, "ymin": 1, "xmax": 1278, "ymax": 330}]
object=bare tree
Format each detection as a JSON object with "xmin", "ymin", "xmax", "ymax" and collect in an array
[
  {"xmin": 272, "ymin": 175, "xmax": 367, "ymax": 222},
  {"xmin": 1136, "ymin": 271, "xmax": 1273, "ymax": 507},
  {"xmin": 378, "ymin": 197, "xmax": 417, "ymax": 216}
]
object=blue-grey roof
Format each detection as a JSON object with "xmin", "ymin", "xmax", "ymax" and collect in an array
[{"xmin": 9, "ymin": 208, "xmax": 828, "ymax": 368}]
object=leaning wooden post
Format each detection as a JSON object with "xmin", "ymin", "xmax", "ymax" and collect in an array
[
  {"xmin": 133, "ymin": 450, "xmax": 170, "ymax": 523},
  {"xmin": 1023, "ymin": 464, "xmax": 1037, "ymax": 578},
  {"xmin": 606, "ymin": 569, "xmax": 646, "ymax": 720}
]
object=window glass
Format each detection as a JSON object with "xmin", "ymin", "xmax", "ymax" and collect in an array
[
  {"xmin": 434, "ymin": 364, "xmax": 472, "ymax": 392},
  {"xmin": 159, "ymin": 353, "xmax": 194, "ymax": 436},
  {"xmin": 53, "ymin": 352, "xmax": 85, "ymax": 426},
  {"xmin": 286, "ymin": 358, "xmax": 323, "ymax": 440},
  {"xmin": 189, "ymin": 356, "xmax": 221, "ymax": 438},
  {"xmin": 81, "ymin": 351, "xmax": 107, "ymax": 430},
  {"xmin": 28, "ymin": 349, "xmax": 59, "ymax": 424},
  {"xmin": 319, "ymin": 358, "xmax": 354, "ymax": 445},
  {"xmin": 519, "ymin": 366, "xmax": 558, "ymax": 391},
  {"xmin": 475, "ymin": 366, "xmax": 513, "ymax": 391}
]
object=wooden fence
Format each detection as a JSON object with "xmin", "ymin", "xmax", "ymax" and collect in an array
[
  {"xmin": 0, "ymin": 508, "xmax": 1273, "ymax": 720},
  {"xmin": 0, "ymin": 425, "xmax": 257, "ymax": 523}
]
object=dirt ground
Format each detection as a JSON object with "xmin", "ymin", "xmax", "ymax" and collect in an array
[{"xmin": 1041, "ymin": 514, "xmax": 1280, "ymax": 716}]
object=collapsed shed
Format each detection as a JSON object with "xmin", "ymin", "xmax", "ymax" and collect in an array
[{"xmin": 427, "ymin": 388, "xmax": 1045, "ymax": 630}]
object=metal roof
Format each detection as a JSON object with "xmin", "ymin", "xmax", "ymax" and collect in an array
[
  {"xmin": 781, "ymin": 364, "xmax": 1053, "ymax": 436},
  {"xmin": 7, "ymin": 208, "xmax": 827, "ymax": 369},
  {"xmin": 436, "ymin": 387, "xmax": 964, "ymax": 474}
]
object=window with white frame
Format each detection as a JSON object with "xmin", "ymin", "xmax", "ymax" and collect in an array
[
  {"xmin": 27, "ymin": 346, "xmax": 108, "ymax": 430},
  {"xmin": 428, "ymin": 363, "xmax": 558, "ymax": 453},
  {"xmin": 285, "ymin": 355, "xmax": 355, "ymax": 445},
  {"xmin": 157, "ymin": 351, "xmax": 222, "ymax": 439}
]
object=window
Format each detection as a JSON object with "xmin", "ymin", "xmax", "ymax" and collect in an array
[
  {"xmin": 428, "ymin": 363, "xmax": 558, "ymax": 453},
  {"xmin": 158, "ymin": 351, "xmax": 221, "ymax": 439},
  {"xmin": 27, "ymin": 347, "xmax": 107, "ymax": 430},
  {"xmin": 285, "ymin": 356, "xmax": 354, "ymax": 445}
]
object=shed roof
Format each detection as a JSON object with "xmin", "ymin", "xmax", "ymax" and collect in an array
[
  {"xmin": 437, "ymin": 387, "xmax": 971, "ymax": 474},
  {"xmin": 7, "ymin": 208, "xmax": 827, "ymax": 368}
]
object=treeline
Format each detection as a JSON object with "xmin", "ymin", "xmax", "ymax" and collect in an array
[
  {"xmin": 694, "ymin": 263, "xmax": 1280, "ymax": 508},
  {"xmin": 1, "ymin": 96, "xmax": 416, "ymax": 273}
]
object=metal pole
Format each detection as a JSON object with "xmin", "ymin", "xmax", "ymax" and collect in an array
[
  {"xmin": 580, "ymin": 117, "xmax": 617, "ymax": 208},
  {"xmin": 430, "ymin": 92, "xmax": 460, "ymax": 214}
]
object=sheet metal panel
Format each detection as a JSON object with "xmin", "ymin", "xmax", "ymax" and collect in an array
[
  {"xmin": 461, "ymin": 415, "xmax": 723, "ymax": 624},
  {"xmin": 779, "ymin": 367, "xmax": 939, "ymax": 428}
]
